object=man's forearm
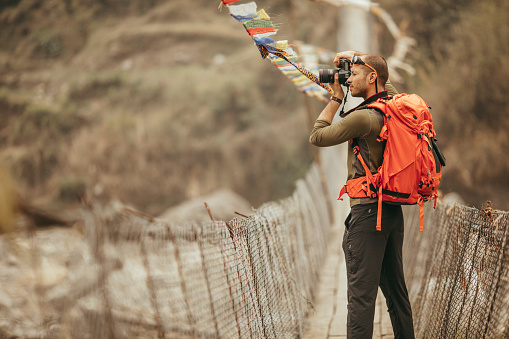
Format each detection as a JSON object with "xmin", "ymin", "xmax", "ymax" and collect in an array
[
  {"xmin": 309, "ymin": 98, "xmax": 343, "ymax": 146},
  {"xmin": 315, "ymin": 98, "xmax": 342, "ymax": 124}
]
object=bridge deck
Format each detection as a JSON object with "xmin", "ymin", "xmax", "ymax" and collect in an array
[{"xmin": 302, "ymin": 221, "xmax": 395, "ymax": 339}]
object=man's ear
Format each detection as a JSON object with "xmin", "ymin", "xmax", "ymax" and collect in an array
[{"xmin": 369, "ymin": 72, "xmax": 377, "ymax": 84}]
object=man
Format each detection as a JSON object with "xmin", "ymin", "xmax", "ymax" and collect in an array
[{"xmin": 309, "ymin": 51, "xmax": 415, "ymax": 339}]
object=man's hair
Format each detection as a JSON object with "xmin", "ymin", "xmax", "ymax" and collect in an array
[{"xmin": 362, "ymin": 54, "xmax": 389, "ymax": 88}]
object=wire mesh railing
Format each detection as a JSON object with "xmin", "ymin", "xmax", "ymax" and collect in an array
[
  {"xmin": 0, "ymin": 161, "xmax": 333, "ymax": 339},
  {"xmin": 1, "ymin": 159, "xmax": 509, "ymax": 338},
  {"xmin": 404, "ymin": 203, "xmax": 509, "ymax": 338}
]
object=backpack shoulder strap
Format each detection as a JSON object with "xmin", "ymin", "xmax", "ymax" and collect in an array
[
  {"xmin": 341, "ymin": 91, "xmax": 390, "ymax": 117},
  {"xmin": 349, "ymin": 138, "xmax": 377, "ymax": 196}
]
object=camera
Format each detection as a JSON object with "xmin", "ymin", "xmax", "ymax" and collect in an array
[{"xmin": 319, "ymin": 59, "xmax": 351, "ymax": 85}]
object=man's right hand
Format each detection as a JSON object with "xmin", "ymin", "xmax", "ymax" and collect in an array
[{"xmin": 333, "ymin": 50, "xmax": 364, "ymax": 67}]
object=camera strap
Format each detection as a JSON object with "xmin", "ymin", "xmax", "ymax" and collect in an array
[
  {"xmin": 279, "ymin": 53, "xmax": 334, "ymax": 95},
  {"xmin": 257, "ymin": 43, "xmax": 334, "ymax": 95},
  {"xmin": 339, "ymin": 86, "xmax": 350, "ymax": 117}
]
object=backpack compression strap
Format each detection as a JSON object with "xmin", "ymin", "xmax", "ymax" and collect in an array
[
  {"xmin": 351, "ymin": 144, "xmax": 378, "ymax": 197},
  {"xmin": 351, "ymin": 140, "xmax": 383, "ymax": 231}
]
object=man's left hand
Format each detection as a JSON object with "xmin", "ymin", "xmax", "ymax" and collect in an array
[{"xmin": 331, "ymin": 73, "xmax": 344, "ymax": 100}]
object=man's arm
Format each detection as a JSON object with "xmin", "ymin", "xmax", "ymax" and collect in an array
[
  {"xmin": 310, "ymin": 50, "xmax": 394, "ymax": 147},
  {"xmin": 314, "ymin": 70, "xmax": 345, "ymax": 124},
  {"xmin": 309, "ymin": 109, "xmax": 374, "ymax": 147},
  {"xmin": 314, "ymin": 96, "xmax": 342, "ymax": 125}
]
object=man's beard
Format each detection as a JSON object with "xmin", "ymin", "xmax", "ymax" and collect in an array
[{"xmin": 350, "ymin": 85, "xmax": 367, "ymax": 98}]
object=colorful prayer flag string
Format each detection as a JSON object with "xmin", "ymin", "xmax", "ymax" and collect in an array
[
  {"xmin": 231, "ymin": 9, "xmax": 270, "ymax": 22},
  {"xmin": 246, "ymin": 27, "xmax": 277, "ymax": 36},
  {"xmin": 243, "ymin": 19, "xmax": 274, "ymax": 29},
  {"xmin": 268, "ymin": 50, "xmax": 333, "ymax": 100},
  {"xmin": 222, "ymin": 0, "xmax": 333, "ymax": 100},
  {"xmin": 254, "ymin": 37, "xmax": 333, "ymax": 98}
]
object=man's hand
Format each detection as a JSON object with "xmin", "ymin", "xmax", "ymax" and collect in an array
[
  {"xmin": 314, "ymin": 72, "xmax": 343, "ymax": 125},
  {"xmin": 333, "ymin": 50, "xmax": 365, "ymax": 66},
  {"xmin": 331, "ymin": 73, "xmax": 344, "ymax": 100},
  {"xmin": 331, "ymin": 50, "xmax": 366, "ymax": 99}
]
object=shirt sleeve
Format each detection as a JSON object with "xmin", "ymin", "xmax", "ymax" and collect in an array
[{"xmin": 309, "ymin": 109, "xmax": 374, "ymax": 147}]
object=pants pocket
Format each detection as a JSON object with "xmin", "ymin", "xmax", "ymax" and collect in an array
[
  {"xmin": 343, "ymin": 221, "xmax": 359, "ymax": 275},
  {"xmin": 346, "ymin": 238, "xmax": 360, "ymax": 274}
]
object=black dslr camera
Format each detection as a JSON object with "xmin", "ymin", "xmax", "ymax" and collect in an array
[{"xmin": 319, "ymin": 59, "xmax": 351, "ymax": 85}]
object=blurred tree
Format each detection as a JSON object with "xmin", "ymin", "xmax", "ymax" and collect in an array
[{"xmin": 380, "ymin": 0, "xmax": 509, "ymax": 208}]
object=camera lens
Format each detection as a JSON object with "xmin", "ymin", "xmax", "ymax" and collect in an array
[{"xmin": 319, "ymin": 69, "xmax": 337, "ymax": 84}]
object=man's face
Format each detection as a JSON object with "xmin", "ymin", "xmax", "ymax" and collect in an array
[{"xmin": 347, "ymin": 65, "xmax": 370, "ymax": 98}]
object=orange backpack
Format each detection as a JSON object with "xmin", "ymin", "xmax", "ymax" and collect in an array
[{"xmin": 338, "ymin": 93, "xmax": 446, "ymax": 232}]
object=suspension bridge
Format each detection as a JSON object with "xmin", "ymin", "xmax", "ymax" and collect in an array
[{"xmin": 1, "ymin": 1, "xmax": 508, "ymax": 338}]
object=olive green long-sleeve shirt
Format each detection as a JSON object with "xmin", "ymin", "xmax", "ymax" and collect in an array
[{"xmin": 309, "ymin": 83, "xmax": 398, "ymax": 205}]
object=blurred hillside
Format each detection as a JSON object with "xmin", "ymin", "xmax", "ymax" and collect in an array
[
  {"xmin": 0, "ymin": 0, "xmax": 338, "ymax": 215},
  {"xmin": 379, "ymin": 0, "xmax": 509, "ymax": 209},
  {"xmin": 1, "ymin": 0, "xmax": 507, "ymax": 214}
]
